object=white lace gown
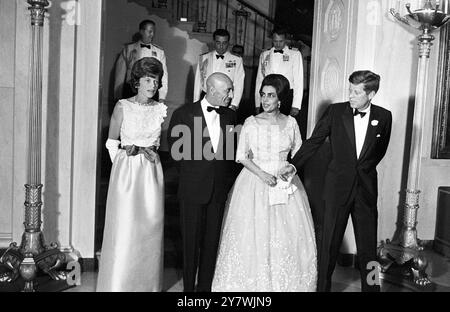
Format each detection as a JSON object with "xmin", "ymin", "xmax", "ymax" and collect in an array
[
  {"xmin": 96, "ymin": 99, "xmax": 167, "ymax": 292},
  {"xmin": 212, "ymin": 116, "xmax": 317, "ymax": 292}
]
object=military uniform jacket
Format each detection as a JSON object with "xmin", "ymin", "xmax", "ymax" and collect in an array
[
  {"xmin": 193, "ymin": 50, "xmax": 245, "ymax": 108},
  {"xmin": 114, "ymin": 41, "xmax": 168, "ymax": 100},
  {"xmin": 255, "ymin": 46, "xmax": 304, "ymax": 109}
]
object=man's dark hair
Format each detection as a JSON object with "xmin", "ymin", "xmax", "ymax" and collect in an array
[
  {"xmin": 213, "ymin": 29, "xmax": 230, "ymax": 41},
  {"xmin": 259, "ymin": 74, "xmax": 291, "ymax": 110},
  {"xmin": 139, "ymin": 20, "xmax": 156, "ymax": 30},
  {"xmin": 130, "ymin": 57, "xmax": 164, "ymax": 93},
  {"xmin": 349, "ymin": 70, "xmax": 381, "ymax": 94},
  {"xmin": 272, "ymin": 27, "xmax": 289, "ymax": 37}
]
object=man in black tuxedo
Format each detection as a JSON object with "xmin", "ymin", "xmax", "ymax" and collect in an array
[
  {"xmin": 168, "ymin": 73, "xmax": 238, "ymax": 292},
  {"xmin": 280, "ymin": 70, "xmax": 392, "ymax": 292}
]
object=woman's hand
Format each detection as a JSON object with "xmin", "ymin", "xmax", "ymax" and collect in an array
[{"xmin": 258, "ymin": 171, "xmax": 277, "ymax": 187}]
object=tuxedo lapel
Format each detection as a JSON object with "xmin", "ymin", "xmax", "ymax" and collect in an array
[
  {"xmin": 341, "ymin": 104, "xmax": 357, "ymax": 159},
  {"xmin": 358, "ymin": 105, "xmax": 379, "ymax": 161}
]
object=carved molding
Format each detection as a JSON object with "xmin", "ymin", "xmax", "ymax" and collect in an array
[
  {"xmin": 320, "ymin": 57, "xmax": 341, "ymax": 99},
  {"xmin": 323, "ymin": 0, "xmax": 344, "ymax": 42},
  {"xmin": 0, "ymin": 233, "xmax": 13, "ymax": 248}
]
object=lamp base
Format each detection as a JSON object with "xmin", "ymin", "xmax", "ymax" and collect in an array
[
  {"xmin": 378, "ymin": 239, "xmax": 434, "ymax": 291},
  {"xmin": 0, "ymin": 232, "xmax": 67, "ymax": 292}
]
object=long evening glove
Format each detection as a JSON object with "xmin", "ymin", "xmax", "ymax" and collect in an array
[{"xmin": 105, "ymin": 139, "xmax": 120, "ymax": 162}]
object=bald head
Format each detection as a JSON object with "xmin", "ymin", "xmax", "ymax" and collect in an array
[
  {"xmin": 205, "ymin": 73, "xmax": 234, "ymax": 107},
  {"xmin": 206, "ymin": 72, "xmax": 232, "ymax": 90}
]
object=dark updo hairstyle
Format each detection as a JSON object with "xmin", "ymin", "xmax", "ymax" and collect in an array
[
  {"xmin": 348, "ymin": 70, "xmax": 380, "ymax": 94},
  {"xmin": 130, "ymin": 57, "xmax": 164, "ymax": 93},
  {"xmin": 259, "ymin": 74, "xmax": 291, "ymax": 110}
]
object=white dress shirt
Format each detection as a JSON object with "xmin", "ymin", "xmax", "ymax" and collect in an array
[
  {"xmin": 354, "ymin": 105, "xmax": 371, "ymax": 159},
  {"xmin": 201, "ymin": 98, "xmax": 221, "ymax": 153}
]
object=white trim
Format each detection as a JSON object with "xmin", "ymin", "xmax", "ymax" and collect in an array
[
  {"xmin": 0, "ymin": 233, "xmax": 13, "ymax": 248},
  {"xmin": 70, "ymin": 0, "xmax": 102, "ymax": 258}
]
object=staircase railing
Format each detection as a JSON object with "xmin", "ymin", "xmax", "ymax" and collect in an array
[{"xmin": 132, "ymin": 0, "xmax": 278, "ymax": 66}]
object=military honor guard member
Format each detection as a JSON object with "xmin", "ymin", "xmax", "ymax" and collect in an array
[
  {"xmin": 255, "ymin": 28, "xmax": 304, "ymax": 117},
  {"xmin": 114, "ymin": 20, "xmax": 168, "ymax": 102},
  {"xmin": 193, "ymin": 29, "xmax": 245, "ymax": 111}
]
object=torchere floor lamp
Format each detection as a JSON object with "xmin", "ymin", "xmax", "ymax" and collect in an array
[
  {"xmin": 0, "ymin": 0, "xmax": 67, "ymax": 292},
  {"xmin": 378, "ymin": 0, "xmax": 450, "ymax": 290}
]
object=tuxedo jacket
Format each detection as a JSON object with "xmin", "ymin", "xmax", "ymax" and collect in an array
[
  {"xmin": 292, "ymin": 102, "xmax": 392, "ymax": 206},
  {"xmin": 168, "ymin": 101, "xmax": 238, "ymax": 204},
  {"xmin": 114, "ymin": 41, "xmax": 168, "ymax": 100}
]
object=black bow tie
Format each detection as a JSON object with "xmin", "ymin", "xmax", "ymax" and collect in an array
[
  {"xmin": 140, "ymin": 43, "xmax": 151, "ymax": 49},
  {"xmin": 274, "ymin": 49, "xmax": 284, "ymax": 54},
  {"xmin": 207, "ymin": 106, "xmax": 224, "ymax": 114},
  {"xmin": 216, "ymin": 54, "xmax": 224, "ymax": 59},
  {"xmin": 353, "ymin": 109, "xmax": 367, "ymax": 118}
]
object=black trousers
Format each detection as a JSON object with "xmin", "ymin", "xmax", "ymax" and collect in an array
[
  {"xmin": 317, "ymin": 188, "xmax": 380, "ymax": 292},
  {"xmin": 179, "ymin": 193, "xmax": 226, "ymax": 292}
]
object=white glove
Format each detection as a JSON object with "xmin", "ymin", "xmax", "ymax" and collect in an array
[{"xmin": 105, "ymin": 139, "xmax": 120, "ymax": 162}]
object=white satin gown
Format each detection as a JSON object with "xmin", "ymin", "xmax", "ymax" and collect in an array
[
  {"xmin": 212, "ymin": 116, "xmax": 317, "ymax": 292},
  {"xmin": 96, "ymin": 99, "xmax": 167, "ymax": 292}
]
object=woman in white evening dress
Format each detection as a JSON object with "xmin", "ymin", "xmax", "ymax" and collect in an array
[
  {"xmin": 97, "ymin": 57, "xmax": 167, "ymax": 292},
  {"xmin": 212, "ymin": 74, "xmax": 317, "ymax": 292}
]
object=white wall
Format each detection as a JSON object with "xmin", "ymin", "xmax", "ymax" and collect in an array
[{"xmin": 0, "ymin": 0, "xmax": 18, "ymax": 248}]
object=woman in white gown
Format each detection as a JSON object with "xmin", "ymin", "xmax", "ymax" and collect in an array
[
  {"xmin": 212, "ymin": 74, "xmax": 317, "ymax": 292},
  {"xmin": 97, "ymin": 57, "xmax": 167, "ymax": 292}
]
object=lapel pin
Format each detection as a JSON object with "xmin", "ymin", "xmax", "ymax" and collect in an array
[{"xmin": 371, "ymin": 120, "xmax": 379, "ymax": 126}]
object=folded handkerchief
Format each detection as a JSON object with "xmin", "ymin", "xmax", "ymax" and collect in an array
[{"xmin": 268, "ymin": 175, "xmax": 297, "ymax": 205}]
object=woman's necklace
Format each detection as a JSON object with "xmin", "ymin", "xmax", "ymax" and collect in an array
[{"xmin": 133, "ymin": 97, "xmax": 155, "ymax": 106}]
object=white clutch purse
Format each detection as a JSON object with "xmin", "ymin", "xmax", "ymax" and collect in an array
[{"xmin": 268, "ymin": 175, "xmax": 297, "ymax": 206}]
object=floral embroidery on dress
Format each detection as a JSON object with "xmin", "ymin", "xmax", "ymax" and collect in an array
[{"xmin": 120, "ymin": 100, "xmax": 167, "ymax": 148}]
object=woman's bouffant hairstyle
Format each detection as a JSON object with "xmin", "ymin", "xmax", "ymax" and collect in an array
[
  {"xmin": 259, "ymin": 74, "xmax": 291, "ymax": 110},
  {"xmin": 130, "ymin": 57, "xmax": 164, "ymax": 93}
]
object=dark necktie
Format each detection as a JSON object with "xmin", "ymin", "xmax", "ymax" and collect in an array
[
  {"xmin": 140, "ymin": 43, "xmax": 151, "ymax": 49},
  {"xmin": 207, "ymin": 106, "xmax": 224, "ymax": 114},
  {"xmin": 216, "ymin": 54, "xmax": 224, "ymax": 59},
  {"xmin": 274, "ymin": 49, "xmax": 284, "ymax": 54},
  {"xmin": 353, "ymin": 109, "xmax": 367, "ymax": 118}
]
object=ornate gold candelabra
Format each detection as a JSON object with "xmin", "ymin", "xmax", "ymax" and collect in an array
[
  {"xmin": 0, "ymin": 0, "xmax": 66, "ymax": 292},
  {"xmin": 378, "ymin": 0, "xmax": 450, "ymax": 290}
]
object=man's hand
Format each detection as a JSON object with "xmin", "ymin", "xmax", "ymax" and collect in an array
[
  {"xmin": 159, "ymin": 99, "xmax": 166, "ymax": 104},
  {"xmin": 229, "ymin": 104, "xmax": 238, "ymax": 112},
  {"xmin": 278, "ymin": 165, "xmax": 296, "ymax": 181},
  {"xmin": 290, "ymin": 107, "xmax": 300, "ymax": 117}
]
